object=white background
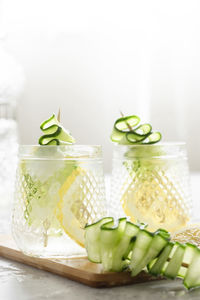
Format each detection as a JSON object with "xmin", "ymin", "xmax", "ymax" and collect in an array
[{"xmin": 1, "ymin": 0, "xmax": 200, "ymax": 172}]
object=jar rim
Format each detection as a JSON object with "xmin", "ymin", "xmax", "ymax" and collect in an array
[
  {"xmin": 19, "ymin": 144, "xmax": 102, "ymax": 148},
  {"xmin": 18, "ymin": 145, "xmax": 102, "ymax": 160},
  {"xmin": 112, "ymin": 142, "xmax": 187, "ymax": 159},
  {"xmin": 113, "ymin": 142, "xmax": 186, "ymax": 147}
]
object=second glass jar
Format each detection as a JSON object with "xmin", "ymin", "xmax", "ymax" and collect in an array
[{"xmin": 110, "ymin": 143, "xmax": 192, "ymax": 232}]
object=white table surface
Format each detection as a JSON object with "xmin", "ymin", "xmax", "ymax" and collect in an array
[{"xmin": 1, "ymin": 174, "xmax": 200, "ymax": 300}]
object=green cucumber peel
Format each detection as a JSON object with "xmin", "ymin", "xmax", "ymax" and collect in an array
[
  {"xmin": 100, "ymin": 217, "xmax": 126, "ymax": 231},
  {"xmin": 154, "ymin": 228, "xmax": 171, "ymax": 241},
  {"xmin": 84, "ymin": 217, "xmax": 113, "ymax": 229}
]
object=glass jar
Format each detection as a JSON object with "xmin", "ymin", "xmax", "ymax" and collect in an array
[
  {"xmin": 12, "ymin": 145, "xmax": 106, "ymax": 258},
  {"xmin": 110, "ymin": 143, "xmax": 192, "ymax": 233}
]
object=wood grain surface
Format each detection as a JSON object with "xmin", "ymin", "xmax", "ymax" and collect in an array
[{"xmin": 0, "ymin": 235, "xmax": 162, "ymax": 287}]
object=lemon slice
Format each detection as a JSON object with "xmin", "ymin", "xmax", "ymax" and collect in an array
[
  {"xmin": 172, "ymin": 224, "xmax": 200, "ymax": 248},
  {"xmin": 121, "ymin": 169, "xmax": 190, "ymax": 232},
  {"xmin": 56, "ymin": 167, "xmax": 103, "ymax": 247}
]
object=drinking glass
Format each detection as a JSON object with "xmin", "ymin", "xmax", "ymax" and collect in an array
[
  {"xmin": 12, "ymin": 145, "xmax": 106, "ymax": 258},
  {"xmin": 110, "ymin": 143, "xmax": 192, "ymax": 232}
]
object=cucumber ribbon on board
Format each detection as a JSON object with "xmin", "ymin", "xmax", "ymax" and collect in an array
[{"xmin": 85, "ymin": 217, "xmax": 200, "ymax": 290}]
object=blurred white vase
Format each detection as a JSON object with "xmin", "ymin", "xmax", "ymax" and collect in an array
[{"xmin": 0, "ymin": 43, "xmax": 25, "ymax": 213}]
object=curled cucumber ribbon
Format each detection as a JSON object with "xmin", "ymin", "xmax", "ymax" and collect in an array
[
  {"xmin": 111, "ymin": 115, "xmax": 162, "ymax": 145},
  {"xmin": 39, "ymin": 114, "xmax": 75, "ymax": 145}
]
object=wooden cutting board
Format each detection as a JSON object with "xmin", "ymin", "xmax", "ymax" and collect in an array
[{"xmin": 0, "ymin": 235, "xmax": 162, "ymax": 287}]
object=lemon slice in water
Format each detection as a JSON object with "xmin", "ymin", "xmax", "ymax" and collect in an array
[
  {"xmin": 121, "ymin": 168, "xmax": 190, "ymax": 232},
  {"xmin": 56, "ymin": 167, "xmax": 101, "ymax": 247},
  {"xmin": 56, "ymin": 168, "xmax": 85, "ymax": 247}
]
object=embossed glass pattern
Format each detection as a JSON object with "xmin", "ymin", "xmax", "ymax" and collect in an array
[
  {"xmin": 110, "ymin": 143, "xmax": 192, "ymax": 232},
  {"xmin": 12, "ymin": 145, "xmax": 106, "ymax": 258}
]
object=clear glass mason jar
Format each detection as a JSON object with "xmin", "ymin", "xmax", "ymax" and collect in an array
[
  {"xmin": 12, "ymin": 145, "xmax": 106, "ymax": 258},
  {"xmin": 110, "ymin": 143, "xmax": 192, "ymax": 233}
]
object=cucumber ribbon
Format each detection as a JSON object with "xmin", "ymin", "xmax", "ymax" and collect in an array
[
  {"xmin": 39, "ymin": 114, "xmax": 75, "ymax": 145},
  {"xmin": 111, "ymin": 115, "xmax": 162, "ymax": 145},
  {"xmin": 85, "ymin": 217, "xmax": 200, "ymax": 290}
]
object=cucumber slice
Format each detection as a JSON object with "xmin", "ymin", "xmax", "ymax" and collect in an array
[
  {"xmin": 178, "ymin": 243, "xmax": 196, "ymax": 279},
  {"xmin": 134, "ymin": 124, "xmax": 152, "ymax": 135},
  {"xmin": 149, "ymin": 242, "xmax": 174, "ymax": 276},
  {"xmin": 122, "ymin": 221, "xmax": 140, "ymax": 259},
  {"xmin": 184, "ymin": 245, "xmax": 200, "ymax": 289},
  {"xmin": 39, "ymin": 114, "xmax": 75, "ymax": 145},
  {"xmin": 100, "ymin": 218, "xmax": 127, "ymax": 272},
  {"xmin": 117, "ymin": 133, "xmax": 135, "ymax": 145},
  {"xmin": 85, "ymin": 218, "xmax": 140, "ymax": 271},
  {"xmin": 126, "ymin": 124, "xmax": 152, "ymax": 143},
  {"xmin": 115, "ymin": 116, "xmax": 140, "ymax": 131},
  {"xmin": 84, "ymin": 217, "xmax": 113, "ymax": 263},
  {"xmin": 130, "ymin": 230, "xmax": 169, "ymax": 277},
  {"xmin": 163, "ymin": 243, "xmax": 185, "ymax": 279},
  {"xmin": 110, "ymin": 115, "xmax": 140, "ymax": 142},
  {"xmin": 141, "ymin": 132, "xmax": 162, "ymax": 144},
  {"xmin": 130, "ymin": 230, "xmax": 153, "ymax": 276},
  {"xmin": 112, "ymin": 222, "xmax": 139, "ymax": 271},
  {"xmin": 126, "ymin": 132, "xmax": 150, "ymax": 144},
  {"xmin": 110, "ymin": 115, "xmax": 162, "ymax": 145}
]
